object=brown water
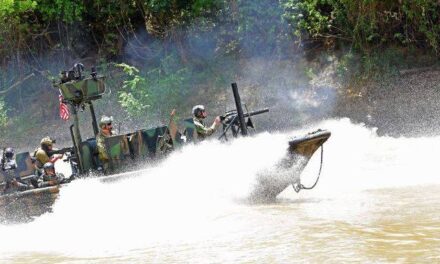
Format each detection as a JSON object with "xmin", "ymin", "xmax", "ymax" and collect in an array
[
  {"xmin": 1, "ymin": 120, "xmax": 439, "ymax": 263},
  {"xmin": 3, "ymin": 185, "xmax": 439, "ymax": 264}
]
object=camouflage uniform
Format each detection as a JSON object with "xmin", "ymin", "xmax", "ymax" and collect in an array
[
  {"xmin": 96, "ymin": 130, "xmax": 110, "ymax": 164},
  {"xmin": 30, "ymin": 167, "xmax": 43, "ymax": 188},
  {"xmin": 1, "ymin": 157, "xmax": 31, "ymax": 194},
  {"xmin": 34, "ymin": 148, "xmax": 50, "ymax": 168},
  {"xmin": 96, "ymin": 115, "xmax": 114, "ymax": 172},
  {"xmin": 1, "ymin": 157, "xmax": 17, "ymax": 176},
  {"xmin": 35, "ymin": 137, "xmax": 60, "ymax": 168},
  {"xmin": 193, "ymin": 117, "xmax": 216, "ymax": 140},
  {"xmin": 37, "ymin": 172, "xmax": 66, "ymax": 188}
]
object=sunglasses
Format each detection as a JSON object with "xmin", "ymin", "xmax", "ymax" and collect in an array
[{"xmin": 106, "ymin": 123, "xmax": 112, "ymax": 126}]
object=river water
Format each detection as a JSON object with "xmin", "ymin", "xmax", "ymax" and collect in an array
[{"xmin": 0, "ymin": 118, "xmax": 439, "ymax": 263}]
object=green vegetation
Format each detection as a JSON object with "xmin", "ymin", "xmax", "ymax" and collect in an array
[
  {"xmin": 0, "ymin": 0, "xmax": 439, "ymax": 146},
  {"xmin": 116, "ymin": 63, "xmax": 150, "ymax": 118},
  {"xmin": 283, "ymin": 0, "xmax": 440, "ymax": 52},
  {"xmin": 1, "ymin": 1, "xmax": 438, "ymax": 59}
]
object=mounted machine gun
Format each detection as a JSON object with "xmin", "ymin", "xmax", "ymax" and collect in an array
[
  {"xmin": 55, "ymin": 63, "xmax": 106, "ymax": 174},
  {"xmin": 48, "ymin": 146, "xmax": 75, "ymax": 157},
  {"xmin": 218, "ymin": 83, "xmax": 269, "ymax": 140},
  {"xmin": 219, "ymin": 108, "xmax": 269, "ymax": 140},
  {"xmin": 181, "ymin": 83, "xmax": 269, "ymax": 143}
]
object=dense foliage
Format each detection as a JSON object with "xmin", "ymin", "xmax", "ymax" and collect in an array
[
  {"xmin": 284, "ymin": 0, "xmax": 440, "ymax": 52},
  {"xmin": 0, "ymin": 0, "xmax": 439, "ymax": 131},
  {"xmin": 2, "ymin": 0, "xmax": 438, "ymax": 62}
]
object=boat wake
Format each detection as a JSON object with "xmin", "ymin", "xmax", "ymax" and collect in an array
[{"xmin": 0, "ymin": 118, "xmax": 439, "ymax": 258}]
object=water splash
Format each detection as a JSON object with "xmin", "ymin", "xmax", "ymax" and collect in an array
[
  {"xmin": 0, "ymin": 118, "xmax": 439, "ymax": 258},
  {"xmin": 0, "ymin": 132, "xmax": 288, "ymax": 256},
  {"xmin": 298, "ymin": 118, "xmax": 440, "ymax": 194}
]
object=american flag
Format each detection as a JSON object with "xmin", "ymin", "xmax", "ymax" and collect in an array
[{"xmin": 59, "ymin": 93, "xmax": 70, "ymax": 120}]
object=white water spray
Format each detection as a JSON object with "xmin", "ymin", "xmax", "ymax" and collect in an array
[{"xmin": 0, "ymin": 118, "xmax": 439, "ymax": 258}]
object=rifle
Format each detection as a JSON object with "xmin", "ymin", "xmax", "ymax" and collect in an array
[
  {"xmin": 219, "ymin": 108, "xmax": 269, "ymax": 140},
  {"xmin": 48, "ymin": 147, "xmax": 74, "ymax": 157}
]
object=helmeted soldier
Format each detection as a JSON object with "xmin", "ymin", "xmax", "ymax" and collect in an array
[
  {"xmin": 29, "ymin": 157, "xmax": 43, "ymax": 188},
  {"xmin": 36, "ymin": 162, "xmax": 67, "ymax": 188},
  {"xmin": 34, "ymin": 137, "xmax": 63, "ymax": 169},
  {"xmin": 192, "ymin": 105, "xmax": 221, "ymax": 141},
  {"xmin": 1, "ymin": 148, "xmax": 31, "ymax": 194},
  {"xmin": 2, "ymin": 148, "xmax": 16, "ymax": 171},
  {"xmin": 96, "ymin": 115, "xmax": 115, "ymax": 172}
]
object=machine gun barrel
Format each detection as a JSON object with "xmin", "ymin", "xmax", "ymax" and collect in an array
[
  {"xmin": 218, "ymin": 107, "xmax": 269, "ymax": 140},
  {"xmin": 220, "ymin": 108, "xmax": 269, "ymax": 122},
  {"xmin": 48, "ymin": 147, "xmax": 74, "ymax": 156},
  {"xmin": 243, "ymin": 108, "xmax": 269, "ymax": 118}
]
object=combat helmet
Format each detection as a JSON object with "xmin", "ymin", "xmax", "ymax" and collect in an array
[
  {"xmin": 40, "ymin": 136, "xmax": 54, "ymax": 147},
  {"xmin": 43, "ymin": 162, "xmax": 55, "ymax": 171},
  {"xmin": 192, "ymin": 105, "xmax": 205, "ymax": 117},
  {"xmin": 99, "ymin": 115, "xmax": 113, "ymax": 128},
  {"xmin": 4, "ymin": 147, "xmax": 14, "ymax": 159}
]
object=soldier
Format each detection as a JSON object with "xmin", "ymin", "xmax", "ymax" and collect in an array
[
  {"xmin": 1, "ymin": 148, "xmax": 31, "ymax": 194},
  {"xmin": 34, "ymin": 137, "xmax": 63, "ymax": 169},
  {"xmin": 96, "ymin": 115, "xmax": 115, "ymax": 172},
  {"xmin": 37, "ymin": 162, "xmax": 67, "ymax": 188},
  {"xmin": 192, "ymin": 105, "xmax": 221, "ymax": 140},
  {"xmin": 29, "ymin": 157, "xmax": 43, "ymax": 188}
]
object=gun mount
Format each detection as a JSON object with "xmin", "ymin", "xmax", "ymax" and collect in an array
[
  {"xmin": 53, "ymin": 64, "xmax": 106, "ymax": 174},
  {"xmin": 218, "ymin": 83, "xmax": 269, "ymax": 140},
  {"xmin": 57, "ymin": 64, "xmax": 105, "ymax": 106},
  {"xmin": 219, "ymin": 108, "xmax": 269, "ymax": 140}
]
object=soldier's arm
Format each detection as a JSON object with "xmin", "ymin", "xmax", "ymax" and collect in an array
[
  {"xmin": 97, "ymin": 137, "xmax": 109, "ymax": 161},
  {"xmin": 194, "ymin": 119, "xmax": 215, "ymax": 136},
  {"xmin": 49, "ymin": 155, "xmax": 62, "ymax": 163}
]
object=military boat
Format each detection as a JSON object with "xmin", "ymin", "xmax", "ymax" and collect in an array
[{"xmin": 0, "ymin": 64, "xmax": 331, "ymax": 217}]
